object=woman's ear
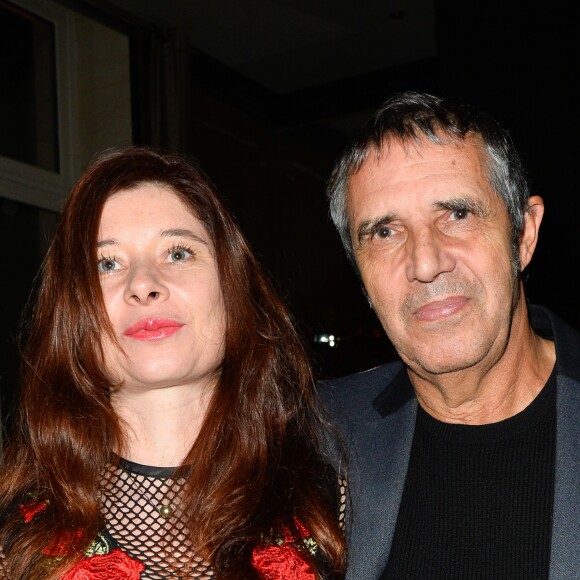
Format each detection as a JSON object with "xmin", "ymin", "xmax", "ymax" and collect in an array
[{"xmin": 519, "ymin": 196, "xmax": 544, "ymax": 270}]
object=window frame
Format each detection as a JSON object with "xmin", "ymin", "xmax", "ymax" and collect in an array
[{"xmin": 0, "ymin": 0, "xmax": 78, "ymax": 212}]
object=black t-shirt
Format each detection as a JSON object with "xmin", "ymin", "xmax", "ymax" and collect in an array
[{"xmin": 382, "ymin": 366, "xmax": 557, "ymax": 580}]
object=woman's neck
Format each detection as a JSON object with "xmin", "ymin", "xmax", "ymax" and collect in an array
[{"xmin": 111, "ymin": 384, "xmax": 212, "ymax": 467}]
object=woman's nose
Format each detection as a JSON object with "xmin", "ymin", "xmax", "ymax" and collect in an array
[
  {"xmin": 123, "ymin": 265, "xmax": 168, "ymax": 304},
  {"xmin": 130, "ymin": 290, "xmax": 160, "ymax": 303}
]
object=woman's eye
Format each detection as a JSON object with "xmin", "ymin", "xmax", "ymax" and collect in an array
[
  {"xmin": 97, "ymin": 257, "xmax": 119, "ymax": 273},
  {"xmin": 168, "ymin": 246, "xmax": 193, "ymax": 263}
]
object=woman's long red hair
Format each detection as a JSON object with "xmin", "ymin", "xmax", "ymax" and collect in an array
[{"xmin": 0, "ymin": 146, "xmax": 345, "ymax": 578}]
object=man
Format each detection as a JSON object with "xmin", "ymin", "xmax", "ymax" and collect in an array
[{"xmin": 320, "ymin": 91, "xmax": 580, "ymax": 579}]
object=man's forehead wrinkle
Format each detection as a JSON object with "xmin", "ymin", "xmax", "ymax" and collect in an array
[
  {"xmin": 354, "ymin": 131, "xmax": 471, "ymax": 179},
  {"xmin": 358, "ymin": 163, "xmax": 464, "ymax": 196}
]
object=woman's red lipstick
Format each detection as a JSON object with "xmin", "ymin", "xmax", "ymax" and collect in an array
[{"xmin": 123, "ymin": 318, "xmax": 184, "ymax": 341}]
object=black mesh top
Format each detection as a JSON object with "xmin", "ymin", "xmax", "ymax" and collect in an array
[
  {"xmin": 99, "ymin": 458, "xmax": 214, "ymax": 578},
  {"xmin": 0, "ymin": 459, "xmax": 346, "ymax": 578}
]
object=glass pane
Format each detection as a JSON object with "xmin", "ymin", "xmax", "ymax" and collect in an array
[
  {"xmin": 0, "ymin": 196, "xmax": 57, "ymax": 433},
  {"xmin": 0, "ymin": 1, "xmax": 59, "ymax": 172}
]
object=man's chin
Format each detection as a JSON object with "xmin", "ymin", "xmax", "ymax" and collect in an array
[{"xmin": 402, "ymin": 343, "xmax": 484, "ymax": 377}]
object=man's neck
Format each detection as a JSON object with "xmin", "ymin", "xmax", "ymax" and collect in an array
[{"xmin": 409, "ymin": 316, "xmax": 556, "ymax": 425}]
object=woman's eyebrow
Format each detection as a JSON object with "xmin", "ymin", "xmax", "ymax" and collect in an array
[
  {"xmin": 97, "ymin": 230, "xmax": 208, "ymax": 248},
  {"xmin": 160, "ymin": 229, "xmax": 208, "ymax": 245},
  {"xmin": 97, "ymin": 238, "xmax": 117, "ymax": 248}
]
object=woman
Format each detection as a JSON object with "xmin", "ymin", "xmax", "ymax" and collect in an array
[{"xmin": 0, "ymin": 146, "xmax": 346, "ymax": 578}]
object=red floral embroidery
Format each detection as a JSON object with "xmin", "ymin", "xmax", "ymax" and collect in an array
[
  {"xmin": 252, "ymin": 544, "xmax": 315, "ymax": 580},
  {"xmin": 251, "ymin": 518, "xmax": 316, "ymax": 580},
  {"xmin": 42, "ymin": 528, "xmax": 86, "ymax": 557},
  {"xmin": 287, "ymin": 518, "xmax": 311, "ymax": 541},
  {"xmin": 62, "ymin": 549, "xmax": 144, "ymax": 579},
  {"xmin": 19, "ymin": 500, "xmax": 48, "ymax": 523},
  {"xmin": 20, "ymin": 497, "xmax": 143, "ymax": 578}
]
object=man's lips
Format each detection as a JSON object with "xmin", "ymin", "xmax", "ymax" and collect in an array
[
  {"xmin": 413, "ymin": 296, "xmax": 469, "ymax": 322},
  {"xmin": 123, "ymin": 318, "xmax": 185, "ymax": 341}
]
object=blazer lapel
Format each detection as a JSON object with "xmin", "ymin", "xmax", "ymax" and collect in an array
[
  {"xmin": 550, "ymin": 375, "xmax": 580, "ymax": 577},
  {"xmin": 531, "ymin": 304, "xmax": 580, "ymax": 577},
  {"xmin": 345, "ymin": 369, "xmax": 416, "ymax": 579}
]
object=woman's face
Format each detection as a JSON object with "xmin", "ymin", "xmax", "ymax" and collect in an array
[{"xmin": 97, "ymin": 184, "xmax": 225, "ymax": 394}]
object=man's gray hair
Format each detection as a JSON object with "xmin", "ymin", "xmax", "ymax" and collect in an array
[{"xmin": 326, "ymin": 91, "xmax": 532, "ymax": 265}]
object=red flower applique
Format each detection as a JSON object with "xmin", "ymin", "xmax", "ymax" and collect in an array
[
  {"xmin": 252, "ymin": 544, "xmax": 315, "ymax": 580},
  {"xmin": 251, "ymin": 518, "xmax": 316, "ymax": 580},
  {"xmin": 19, "ymin": 494, "xmax": 143, "ymax": 578},
  {"xmin": 288, "ymin": 519, "xmax": 311, "ymax": 541},
  {"xmin": 42, "ymin": 528, "xmax": 86, "ymax": 557},
  {"xmin": 19, "ymin": 500, "xmax": 48, "ymax": 523},
  {"xmin": 62, "ymin": 549, "xmax": 144, "ymax": 579}
]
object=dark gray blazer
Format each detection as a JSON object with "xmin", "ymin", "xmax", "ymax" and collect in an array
[{"xmin": 319, "ymin": 305, "xmax": 580, "ymax": 579}]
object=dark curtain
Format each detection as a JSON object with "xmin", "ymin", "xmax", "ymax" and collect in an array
[{"xmin": 130, "ymin": 28, "xmax": 191, "ymax": 151}]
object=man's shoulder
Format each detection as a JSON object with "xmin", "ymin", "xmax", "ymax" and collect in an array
[
  {"xmin": 531, "ymin": 304, "xmax": 580, "ymax": 380},
  {"xmin": 318, "ymin": 360, "xmax": 404, "ymax": 406}
]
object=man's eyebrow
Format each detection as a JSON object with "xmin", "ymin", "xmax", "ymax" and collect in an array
[
  {"xmin": 434, "ymin": 197, "xmax": 488, "ymax": 217},
  {"xmin": 353, "ymin": 197, "xmax": 488, "ymax": 246},
  {"xmin": 356, "ymin": 213, "xmax": 397, "ymax": 245}
]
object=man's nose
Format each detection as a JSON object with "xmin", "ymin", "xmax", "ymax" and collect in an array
[{"xmin": 405, "ymin": 227, "xmax": 455, "ymax": 283}]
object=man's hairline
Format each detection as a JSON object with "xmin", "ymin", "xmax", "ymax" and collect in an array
[{"xmin": 341, "ymin": 132, "xmax": 504, "ymax": 260}]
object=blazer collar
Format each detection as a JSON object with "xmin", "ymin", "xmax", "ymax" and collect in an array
[{"xmin": 373, "ymin": 366, "xmax": 414, "ymax": 417}]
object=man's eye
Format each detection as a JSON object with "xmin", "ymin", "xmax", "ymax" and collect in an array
[
  {"xmin": 97, "ymin": 257, "xmax": 119, "ymax": 273},
  {"xmin": 168, "ymin": 246, "xmax": 193, "ymax": 263},
  {"xmin": 373, "ymin": 225, "xmax": 393, "ymax": 239},
  {"xmin": 450, "ymin": 209, "xmax": 469, "ymax": 220}
]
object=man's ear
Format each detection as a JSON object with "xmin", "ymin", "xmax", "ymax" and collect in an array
[{"xmin": 519, "ymin": 196, "xmax": 544, "ymax": 270}]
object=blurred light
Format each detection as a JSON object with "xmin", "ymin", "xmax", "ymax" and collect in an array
[{"xmin": 313, "ymin": 333, "xmax": 340, "ymax": 348}]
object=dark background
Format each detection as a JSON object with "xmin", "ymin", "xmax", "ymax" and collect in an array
[
  {"xmin": 121, "ymin": 0, "xmax": 576, "ymax": 379},
  {"xmin": 1, "ymin": 0, "xmax": 578, "ymax": 428}
]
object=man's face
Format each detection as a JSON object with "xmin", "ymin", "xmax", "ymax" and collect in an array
[{"xmin": 347, "ymin": 136, "xmax": 525, "ymax": 378}]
